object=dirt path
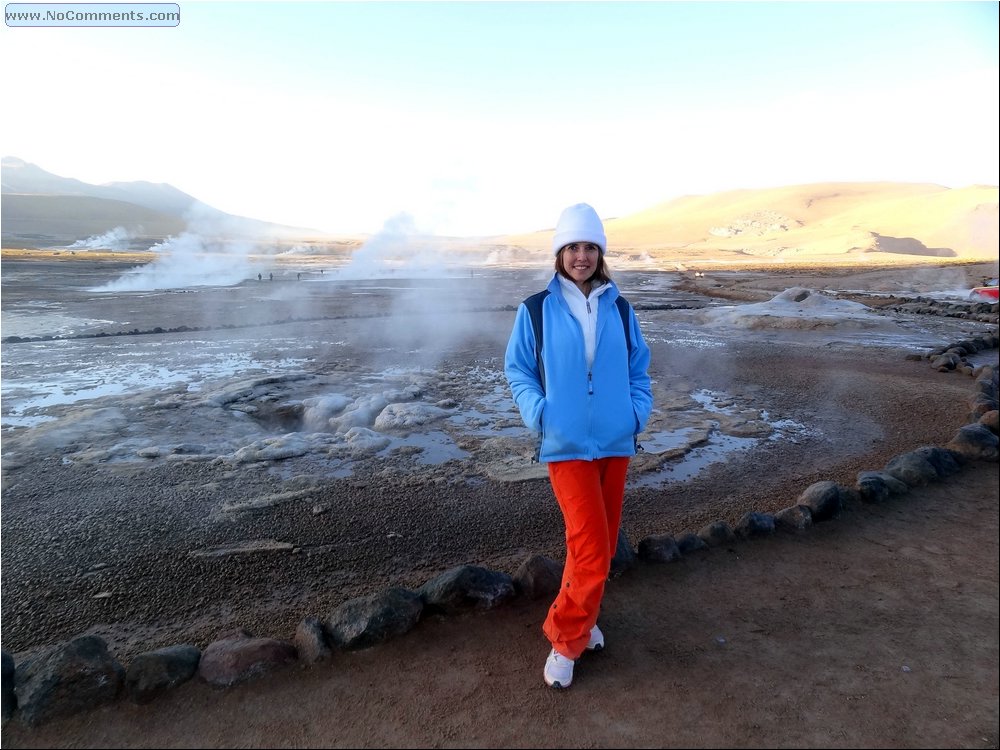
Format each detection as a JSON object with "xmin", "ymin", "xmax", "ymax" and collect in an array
[{"xmin": 3, "ymin": 460, "xmax": 996, "ymax": 749}]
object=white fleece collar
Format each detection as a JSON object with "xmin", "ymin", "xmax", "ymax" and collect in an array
[
  {"xmin": 556, "ymin": 274, "xmax": 610, "ymax": 302},
  {"xmin": 557, "ymin": 275, "xmax": 610, "ymax": 367}
]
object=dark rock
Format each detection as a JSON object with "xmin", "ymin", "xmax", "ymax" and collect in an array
[
  {"xmin": 946, "ymin": 423, "xmax": 1000, "ymax": 461},
  {"xmin": 418, "ymin": 565, "xmax": 515, "ymax": 614},
  {"xmin": 698, "ymin": 520, "xmax": 736, "ymax": 547},
  {"xmin": 975, "ymin": 366, "xmax": 998, "ymax": 391},
  {"xmin": 294, "ymin": 617, "xmax": 333, "ymax": 664},
  {"xmin": 970, "ymin": 389, "xmax": 999, "ymax": 417},
  {"xmin": 2, "ymin": 650, "xmax": 15, "ymax": 722},
  {"xmin": 735, "ymin": 511, "xmax": 776, "ymax": 538},
  {"xmin": 858, "ymin": 470, "xmax": 909, "ymax": 497},
  {"xmin": 930, "ymin": 353, "xmax": 959, "ymax": 371},
  {"xmin": 327, "ymin": 588, "xmax": 423, "ymax": 650},
  {"xmin": 974, "ymin": 377, "xmax": 998, "ymax": 400},
  {"xmin": 14, "ymin": 635, "xmax": 124, "ymax": 727},
  {"xmin": 610, "ymin": 527, "xmax": 638, "ymax": 577},
  {"xmin": 774, "ymin": 505, "xmax": 813, "ymax": 531},
  {"xmin": 197, "ymin": 630, "xmax": 297, "ymax": 687},
  {"xmin": 911, "ymin": 445, "xmax": 963, "ymax": 478},
  {"xmin": 125, "ymin": 644, "xmax": 200, "ymax": 704},
  {"xmin": 513, "ymin": 554, "xmax": 562, "ymax": 599},
  {"xmin": 797, "ymin": 481, "xmax": 846, "ymax": 522},
  {"xmin": 637, "ymin": 534, "xmax": 681, "ymax": 563},
  {"xmin": 675, "ymin": 532, "xmax": 709, "ymax": 554},
  {"xmin": 885, "ymin": 452, "xmax": 940, "ymax": 487}
]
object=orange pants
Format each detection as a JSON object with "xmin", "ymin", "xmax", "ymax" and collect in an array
[{"xmin": 543, "ymin": 456, "xmax": 630, "ymax": 660}]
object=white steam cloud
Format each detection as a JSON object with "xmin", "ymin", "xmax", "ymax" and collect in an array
[
  {"xmin": 277, "ymin": 244, "xmax": 313, "ymax": 256},
  {"xmin": 68, "ymin": 226, "xmax": 135, "ymax": 252},
  {"xmin": 335, "ymin": 213, "xmax": 483, "ymax": 280},
  {"xmin": 91, "ymin": 205, "xmax": 264, "ymax": 292}
]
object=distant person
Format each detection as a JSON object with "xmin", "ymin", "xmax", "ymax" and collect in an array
[
  {"xmin": 297, "ymin": 272, "xmax": 302, "ymax": 280},
  {"xmin": 269, "ymin": 272, "xmax": 273, "ymax": 281},
  {"xmin": 504, "ymin": 202, "xmax": 653, "ymax": 689},
  {"xmin": 258, "ymin": 273, "xmax": 262, "ymax": 281}
]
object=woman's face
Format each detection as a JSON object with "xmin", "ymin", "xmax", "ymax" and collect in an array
[{"xmin": 559, "ymin": 242, "xmax": 601, "ymax": 286}]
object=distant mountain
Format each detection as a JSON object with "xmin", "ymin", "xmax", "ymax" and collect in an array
[
  {"xmin": 1, "ymin": 194, "xmax": 187, "ymax": 244},
  {"xmin": 1, "ymin": 156, "xmax": 200, "ymax": 217},
  {"xmin": 1, "ymin": 157, "xmax": 315, "ymax": 248},
  {"xmin": 500, "ymin": 182, "xmax": 1000, "ymax": 264},
  {"xmin": 6, "ymin": 158, "xmax": 996, "ymax": 265}
]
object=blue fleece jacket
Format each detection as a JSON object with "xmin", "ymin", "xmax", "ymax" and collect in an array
[{"xmin": 504, "ymin": 274, "xmax": 653, "ymax": 463}]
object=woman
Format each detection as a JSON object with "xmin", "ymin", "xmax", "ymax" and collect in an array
[{"xmin": 504, "ymin": 202, "xmax": 653, "ymax": 688}]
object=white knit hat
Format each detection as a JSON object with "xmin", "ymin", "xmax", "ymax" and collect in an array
[{"xmin": 552, "ymin": 203, "xmax": 606, "ymax": 255}]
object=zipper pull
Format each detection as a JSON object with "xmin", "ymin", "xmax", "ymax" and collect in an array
[
  {"xmin": 586, "ymin": 300, "xmax": 591, "ymax": 314},
  {"xmin": 588, "ymin": 371, "xmax": 594, "ymax": 394}
]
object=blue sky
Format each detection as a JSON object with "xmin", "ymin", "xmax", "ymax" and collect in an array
[{"xmin": 2, "ymin": 1, "xmax": 998, "ymax": 237}]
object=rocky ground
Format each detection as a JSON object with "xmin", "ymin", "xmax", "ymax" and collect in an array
[
  {"xmin": 0, "ymin": 336, "xmax": 986, "ymax": 656},
  {"xmin": 1, "ymin": 256, "xmax": 997, "ymax": 747}
]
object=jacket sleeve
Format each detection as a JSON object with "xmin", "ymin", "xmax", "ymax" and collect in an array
[
  {"xmin": 627, "ymin": 306, "xmax": 653, "ymax": 433},
  {"xmin": 504, "ymin": 303, "xmax": 545, "ymax": 432}
]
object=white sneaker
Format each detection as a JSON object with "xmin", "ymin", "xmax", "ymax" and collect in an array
[
  {"xmin": 586, "ymin": 624, "xmax": 605, "ymax": 652},
  {"xmin": 543, "ymin": 648, "xmax": 574, "ymax": 688}
]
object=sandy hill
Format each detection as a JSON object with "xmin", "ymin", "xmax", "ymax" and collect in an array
[{"xmin": 497, "ymin": 182, "xmax": 999, "ymax": 267}]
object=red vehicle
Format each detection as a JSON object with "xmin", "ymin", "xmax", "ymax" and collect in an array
[{"xmin": 969, "ymin": 277, "xmax": 999, "ymax": 301}]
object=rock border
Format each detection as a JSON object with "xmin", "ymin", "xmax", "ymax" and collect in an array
[{"xmin": 2, "ymin": 335, "xmax": 997, "ymax": 728}]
